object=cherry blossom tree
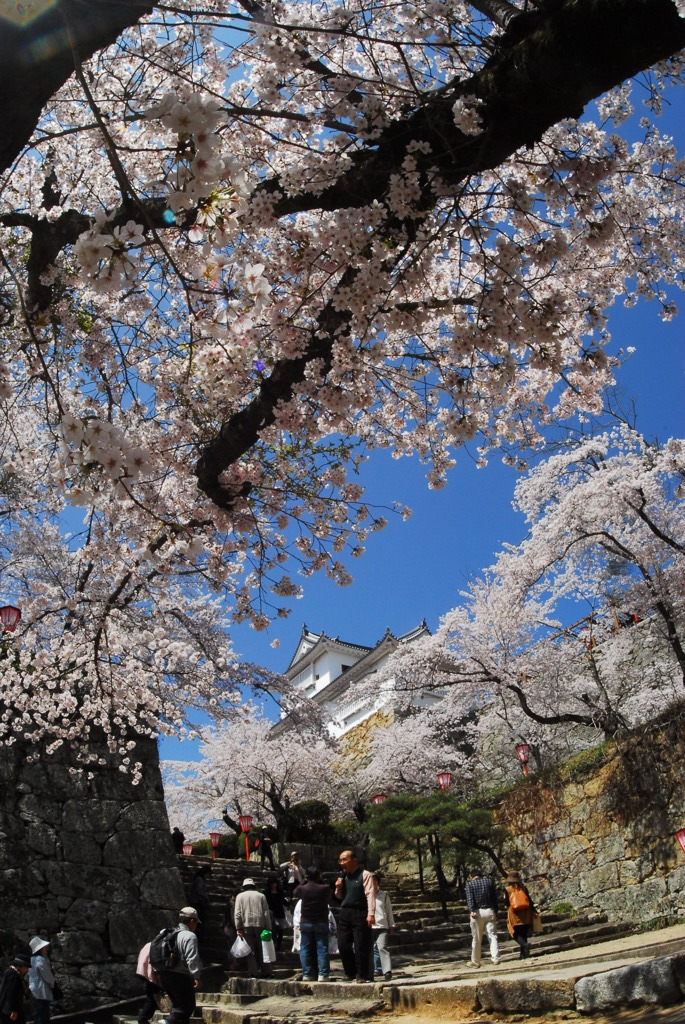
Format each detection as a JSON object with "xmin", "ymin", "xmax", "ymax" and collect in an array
[
  {"xmin": 383, "ymin": 429, "xmax": 685, "ymax": 775},
  {"xmin": 1, "ymin": 0, "xmax": 684, "ymax": 751},
  {"xmin": 163, "ymin": 711, "xmax": 343, "ymax": 837},
  {"xmin": 352, "ymin": 712, "xmax": 474, "ymax": 803}
]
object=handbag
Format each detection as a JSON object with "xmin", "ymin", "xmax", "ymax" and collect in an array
[
  {"xmin": 532, "ymin": 912, "xmax": 543, "ymax": 934},
  {"xmin": 155, "ymin": 993, "xmax": 172, "ymax": 1014},
  {"xmin": 230, "ymin": 935, "xmax": 252, "ymax": 958}
]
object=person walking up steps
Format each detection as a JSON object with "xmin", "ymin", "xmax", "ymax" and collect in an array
[
  {"xmin": 464, "ymin": 868, "xmax": 500, "ymax": 969},
  {"xmin": 156, "ymin": 908, "xmax": 202, "ymax": 1024},
  {"xmin": 234, "ymin": 878, "xmax": 272, "ymax": 978},
  {"xmin": 293, "ymin": 865, "xmax": 332, "ymax": 982},
  {"xmin": 371, "ymin": 872, "xmax": 395, "ymax": 981},
  {"xmin": 504, "ymin": 869, "xmax": 537, "ymax": 960}
]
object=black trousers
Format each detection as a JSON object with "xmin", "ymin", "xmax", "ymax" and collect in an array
[
  {"xmin": 137, "ymin": 980, "xmax": 160, "ymax": 1024},
  {"xmin": 157, "ymin": 972, "xmax": 196, "ymax": 1024},
  {"xmin": 338, "ymin": 906, "xmax": 373, "ymax": 981},
  {"xmin": 260, "ymin": 849, "xmax": 275, "ymax": 870},
  {"xmin": 512, "ymin": 924, "xmax": 530, "ymax": 958}
]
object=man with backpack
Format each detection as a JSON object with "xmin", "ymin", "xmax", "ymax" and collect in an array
[{"xmin": 152, "ymin": 907, "xmax": 202, "ymax": 1024}]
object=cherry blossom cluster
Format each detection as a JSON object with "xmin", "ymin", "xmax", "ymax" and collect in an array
[
  {"xmin": 162, "ymin": 710, "xmax": 341, "ymax": 836},
  {"xmin": 0, "ymin": 0, "xmax": 683, "ymax": 756},
  {"xmin": 380, "ymin": 430, "xmax": 684, "ymax": 784}
]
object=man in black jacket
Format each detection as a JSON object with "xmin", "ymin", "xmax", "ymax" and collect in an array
[
  {"xmin": 0, "ymin": 955, "xmax": 30, "ymax": 1024},
  {"xmin": 334, "ymin": 850, "xmax": 377, "ymax": 983}
]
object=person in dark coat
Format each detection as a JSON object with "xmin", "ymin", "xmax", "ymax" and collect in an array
[
  {"xmin": 333, "ymin": 850, "xmax": 377, "ymax": 983},
  {"xmin": 0, "ymin": 955, "xmax": 31, "ymax": 1024},
  {"xmin": 293, "ymin": 866, "xmax": 332, "ymax": 981},
  {"xmin": 264, "ymin": 876, "xmax": 287, "ymax": 952},
  {"xmin": 171, "ymin": 827, "xmax": 185, "ymax": 854},
  {"xmin": 190, "ymin": 865, "xmax": 211, "ymax": 938},
  {"xmin": 257, "ymin": 827, "xmax": 275, "ymax": 871}
]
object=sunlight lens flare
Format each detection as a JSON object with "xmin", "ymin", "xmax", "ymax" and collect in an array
[{"xmin": 0, "ymin": 0, "xmax": 57, "ymax": 26}]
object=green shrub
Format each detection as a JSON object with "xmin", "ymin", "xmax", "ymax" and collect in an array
[
  {"xmin": 219, "ymin": 833, "xmax": 241, "ymax": 858},
  {"xmin": 191, "ymin": 839, "xmax": 211, "ymax": 856},
  {"xmin": 550, "ymin": 901, "xmax": 575, "ymax": 916}
]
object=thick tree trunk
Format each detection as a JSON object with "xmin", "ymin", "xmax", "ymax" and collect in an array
[{"xmin": 0, "ymin": 0, "xmax": 154, "ymax": 173}]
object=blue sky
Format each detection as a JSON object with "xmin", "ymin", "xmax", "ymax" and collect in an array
[
  {"xmin": 159, "ymin": 85, "xmax": 684, "ymax": 761},
  {"xmin": 231, "ymin": 300, "xmax": 683, "ymax": 662}
]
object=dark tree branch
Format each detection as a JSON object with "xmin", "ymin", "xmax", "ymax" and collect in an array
[
  {"xmin": 0, "ymin": 0, "xmax": 682, "ymax": 512},
  {"xmin": 0, "ymin": 0, "xmax": 155, "ymax": 175},
  {"xmin": 195, "ymin": 0, "xmax": 685, "ymax": 503}
]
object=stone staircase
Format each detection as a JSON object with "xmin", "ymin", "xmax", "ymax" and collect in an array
[{"xmin": 143, "ymin": 854, "xmax": 640, "ymax": 1024}]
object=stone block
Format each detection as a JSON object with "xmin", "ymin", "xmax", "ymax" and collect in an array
[
  {"xmin": 103, "ymin": 829, "xmax": 171, "ymax": 868},
  {"xmin": 24, "ymin": 823, "xmax": 58, "ymax": 857},
  {"xmin": 42, "ymin": 862, "xmax": 138, "ymax": 901},
  {"xmin": 667, "ymin": 865, "xmax": 685, "ymax": 893},
  {"xmin": 477, "ymin": 977, "xmax": 576, "ymax": 1013},
  {"xmin": 16, "ymin": 793, "xmax": 62, "ymax": 828},
  {"xmin": 109, "ymin": 907, "xmax": 173, "ymax": 956},
  {"xmin": 53, "ymin": 929, "xmax": 108, "ymax": 964},
  {"xmin": 388, "ymin": 982, "xmax": 478, "ymax": 1014},
  {"xmin": 80, "ymin": 962, "xmax": 142, "ymax": 998},
  {"xmin": 62, "ymin": 798, "xmax": 121, "ymax": 833},
  {"xmin": 579, "ymin": 861, "xmax": 620, "ymax": 897},
  {"xmin": 139, "ymin": 867, "xmax": 185, "ymax": 909},
  {"xmin": 671, "ymin": 952, "xmax": 685, "ymax": 996},
  {"xmin": 9, "ymin": 895, "xmax": 61, "ymax": 932},
  {"xmin": 58, "ymin": 832, "xmax": 103, "ymax": 864},
  {"xmin": 117, "ymin": 801, "xmax": 169, "ymax": 831},
  {"xmin": 592, "ymin": 833, "xmax": 626, "ymax": 863},
  {"xmin": 567, "ymin": 806, "xmax": 592, "ymax": 833},
  {"xmin": 38, "ymin": 765, "xmax": 91, "ymax": 802},
  {"xmin": 610, "ymin": 877, "xmax": 668, "ymax": 922},
  {"xmin": 575, "ymin": 955, "xmax": 681, "ymax": 1013},
  {"xmin": 619, "ymin": 857, "xmax": 653, "ymax": 885},
  {"xmin": 537, "ymin": 819, "xmax": 574, "ymax": 844},
  {"xmin": 546, "ymin": 834, "xmax": 592, "ymax": 869},
  {"xmin": 62, "ymin": 899, "xmax": 110, "ymax": 932}
]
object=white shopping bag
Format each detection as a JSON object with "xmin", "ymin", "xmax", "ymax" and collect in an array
[
  {"xmin": 230, "ymin": 935, "xmax": 252, "ymax": 959},
  {"xmin": 261, "ymin": 937, "xmax": 277, "ymax": 963}
]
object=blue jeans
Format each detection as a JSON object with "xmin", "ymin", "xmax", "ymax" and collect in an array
[{"xmin": 299, "ymin": 920, "xmax": 330, "ymax": 979}]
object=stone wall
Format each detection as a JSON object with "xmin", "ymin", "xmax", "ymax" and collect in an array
[
  {"xmin": 339, "ymin": 708, "xmax": 393, "ymax": 771},
  {"xmin": 494, "ymin": 714, "xmax": 685, "ymax": 923},
  {"xmin": 0, "ymin": 734, "xmax": 184, "ymax": 1010}
]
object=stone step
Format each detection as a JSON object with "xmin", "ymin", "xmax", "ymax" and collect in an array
[
  {"xmin": 402, "ymin": 919, "xmax": 633, "ymax": 960},
  {"xmin": 199, "ymin": 978, "xmax": 387, "ymax": 1024}
]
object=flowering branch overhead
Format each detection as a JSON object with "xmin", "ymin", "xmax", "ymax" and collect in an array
[{"xmin": 0, "ymin": 0, "xmax": 684, "ymax": 752}]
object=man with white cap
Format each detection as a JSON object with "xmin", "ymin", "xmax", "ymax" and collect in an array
[
  {"xmin": 234, "ymin": 879, "xmax": 272, "ymax": 977},
  {"xmin": 28, "ymin": 938, "xmax": 55, "ymax": 1024},
  {"xmin": 156, "ymin": 907, "xmax": 202, "ymax": 1024}
]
